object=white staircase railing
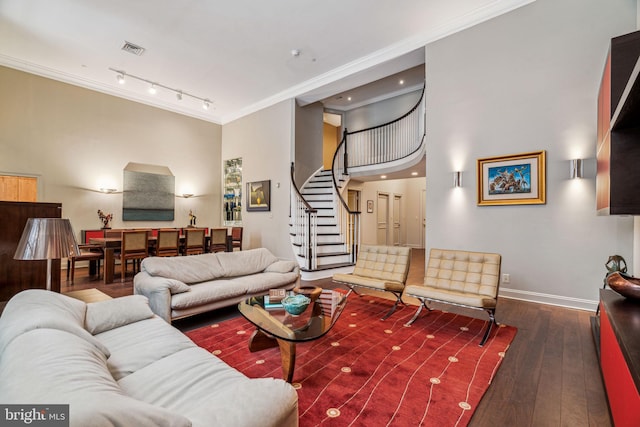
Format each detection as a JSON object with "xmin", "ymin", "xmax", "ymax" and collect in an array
[
  {"xmin": 292, "ymin": 85, "xmax": 425, "ymax": 272},
  {"xmin": 290, "ymin": 163, "xmax": 318, "ymax": 270}
]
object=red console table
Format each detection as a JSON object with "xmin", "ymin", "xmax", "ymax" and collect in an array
[{"xmin": 597, "ymin": 289, "xmax": 640, "ymax": 426}]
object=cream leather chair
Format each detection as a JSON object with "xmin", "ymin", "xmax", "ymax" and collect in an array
[
  {"xmin": 332, "ymin": 245, "xmax": 411, "ymax": 320},
  {"xmin": 403, "ymin": 248, "xmax": 502, "ymax": 346}
]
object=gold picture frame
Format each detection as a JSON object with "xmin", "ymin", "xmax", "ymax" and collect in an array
[{"xmin": 477, "ymin": 150, "xmax": 546, "ymax": 206}]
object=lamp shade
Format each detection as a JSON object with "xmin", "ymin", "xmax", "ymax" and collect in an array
[{"xmin": 14, "ymin": 218, "xmax": 80, "ymax": 261}]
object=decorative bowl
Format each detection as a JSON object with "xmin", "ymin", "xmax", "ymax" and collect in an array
[
  {"xmin": 293, "ymin": 285, "xmax": 323, "ymax": 302},
  {"xmin": 607, "ymin": 271, "xmax": 640, "ymax": 300},
  {"xmin": 281, "ymin": 294, "xmax": 311, "ymax": 315}
]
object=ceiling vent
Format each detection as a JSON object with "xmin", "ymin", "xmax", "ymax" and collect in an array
[{"xmin": 121, "ymin": 41, "xmax": 145, "ymax": 56}]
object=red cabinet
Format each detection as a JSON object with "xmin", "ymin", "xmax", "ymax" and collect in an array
[{"xmin": 598, "ymin": 290, "xmax": 640, "ymax": 426}]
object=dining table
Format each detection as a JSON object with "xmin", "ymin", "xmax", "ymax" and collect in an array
[{"xmin": 89, "ymin": 234, "xmax": 225, "ymax": 284}]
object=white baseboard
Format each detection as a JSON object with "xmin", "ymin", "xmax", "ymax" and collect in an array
[{"xmin": 499, "ymin": 287, "xmax": 598, "ymax": 312}]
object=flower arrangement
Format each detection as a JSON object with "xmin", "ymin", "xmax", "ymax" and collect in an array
[{"xmin": 97, "ymin": 210, "xmax": 113, "ymax": 229}]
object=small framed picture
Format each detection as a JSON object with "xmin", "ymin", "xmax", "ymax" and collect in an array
[
  {"xmin": 247, "ymin": 180, "xmax": 271, "ymax": 211},
  {"xmin": 477, "ymin": 150, "xmax": 546, "ymax": 206},
  {"xmin": 367, "ymin": 200, "xmax": 374, "ymax": 213}
]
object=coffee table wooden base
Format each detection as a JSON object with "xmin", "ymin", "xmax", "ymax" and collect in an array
[{"xmin": 248, "ymin": 329, "xmax": 296, "ymax": 383}]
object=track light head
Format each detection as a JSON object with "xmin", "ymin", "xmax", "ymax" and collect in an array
[
  {"xmin": 203, "ymin": 99, "xmax": 210, "ymax": 110},
  {"xmin": 176, "ymin": 91, "xmax": 183, "ymax": 101},
  {"xmin": 148, "ymin": 83, "xmax": 157, "ymax": 95},
  {"xmin": 116, "ymin": 73, "xmax": 125, "ymax": 84}
]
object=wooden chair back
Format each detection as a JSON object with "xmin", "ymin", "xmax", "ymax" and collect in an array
[
  {"xmin": 122, "ymin": 230, "xmax": 148, "ymax": 256},
  {"xmin": 231, "ymin": 226, "xmax": 243, "ymax": 250},
  {"xmin": 156, "ymin": 229, "xmax": 180, "ymax": 257},
  {"xmin": 184, "ymin": 228, "xmax": 206, "ymax": 255},
  {"xmin": 210, "ymin": 228, "xmax": 228, "ymax": 253}
]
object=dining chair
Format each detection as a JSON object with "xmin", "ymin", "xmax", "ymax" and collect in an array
[
  {"xmin": 115, "ymin": 230, "xmax": 149, "ymax": 281},
  {"xmin": 209, "ymin": 228, "xmax": 228, "ymax": 253},
  {"xmin": 183, "ymin": 228, "xmax": 206, "ymax": 255},
  {"xmin": 67, "ymin": 243, "xmax": 103, "ymax": 285},
  {"xmin": 231, "ymin": 226, "xmax": 243, "ymax": 251},
  {"xmin": 155, "ymin": 229, "xmax": 180, "ymax": 257}
]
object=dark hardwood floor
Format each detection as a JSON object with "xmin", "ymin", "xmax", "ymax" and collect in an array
[{"xmin": 62, "ymin": 249, "xmax": 611, "ymax": 426}]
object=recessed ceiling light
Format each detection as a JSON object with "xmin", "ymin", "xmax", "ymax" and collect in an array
[
  {"xmin": 381, "ymin": 175, "xmax": 387, "ymax": 179},
  {"xmin": 411, "ymin": 171, "xmax": 418, "ymax": 176},
  {"xmin": 399, "ymin": 79, "xmax": 405, "ymax": 85},
  {"xmin": 291, "ymin": 49, "xmax": 301, "ymax": 57},
  {"xmin": 347, "ymin": 96, "xmax": 352, "ymax": 101}
]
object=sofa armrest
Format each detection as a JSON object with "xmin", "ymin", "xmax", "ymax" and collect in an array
[{"xmin": 133, "ymin": 272, "xmax": 177, "ymax": 323}]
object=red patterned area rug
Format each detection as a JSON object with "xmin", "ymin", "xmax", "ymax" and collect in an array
[{"xmin": 186, "ymin": 295, "xmax": 517, "ymax": 426}]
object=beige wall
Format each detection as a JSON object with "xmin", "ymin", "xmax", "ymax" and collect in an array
[
  {"xmin": 222, "ymin": 100, "xmax": 296, "ymax": 259},
  {"xmin": 424, "ymin": 0, "xmax": 635, "ymax": 308},
  {"xmin": 0, "ymin": 66, "xmax": 222, "ymax": 240}
]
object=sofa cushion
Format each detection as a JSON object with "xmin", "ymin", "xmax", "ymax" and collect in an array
[
  {"xmin": 171, "ymin": 280, "xmax": 248, "ymax": 310},
  {"xmin": 264, "ymin": 260, "xmax": 298, "ymax": 273},
  {"xmin": 229, "ymin": 272, "xmax": 299, "ymax": 294},
  {"xmin": 118, "ymin": 346, "xmax": 298, "ymax": 427},
  {"xmin": 86, "ymin": 295, "xmax": 155, "ymax": 335},
  {"xmin": 142, "ymin": 253, "xmax": 225, "ymax": 283},
  {"xmin": 165, "ymin": 278, "xmax": 192, "ymax": 294},
  {"xmin": 216, "ymin": 248, "xmax": 279, "ymax": 277},
  {"xmin": 94, "ymin": 316, "xmax": 196, "ymax": 381},
  {"xmin": 0, "ymin": 328, "xmax": 191, "ymax": 427},
  {"xmin": 0, "ymin": 289, "xmax": 110, "ymax": 358}
]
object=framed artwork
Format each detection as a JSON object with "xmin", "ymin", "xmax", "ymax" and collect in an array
[
  {"xmin": 477, "ymin": 150, "xmax": 546, "ymax": 206},
  {"xmin": 367, "ymin": 200, "xmax": 374, "ymax": 213},
  {"xmin": 247, "ymin": 180, "xmax": 271, "ymax": 211},
  {"xmin": 122, "ymin": 162, "xmax": 175, "ymax": 220}
]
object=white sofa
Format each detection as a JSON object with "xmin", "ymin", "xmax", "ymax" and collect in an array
[
  {"xmin": 0, "ymin": 290, "xmax": 298, "ymax": 427},
  {"xmin": 134, "ymin": 248, "xmax": 300, "ymax": 322}
]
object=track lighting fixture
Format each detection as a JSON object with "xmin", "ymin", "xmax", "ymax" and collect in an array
[{"xmin": 109, "ymin": 68, "xmax": 213, "ymax": 112}]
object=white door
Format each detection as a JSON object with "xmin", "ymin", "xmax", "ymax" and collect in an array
[
  {"xmin": 393, "ymin": 194, "xmax": 401, "ymax": 246},
  {"xmin": 377, "ymin": 193, "xmax": 389, "ymax": 245}
]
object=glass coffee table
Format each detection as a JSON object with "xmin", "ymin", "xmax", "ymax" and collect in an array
[{"xmin": 238, "ymin": 288, "xmax": 348, "ymax": 382}]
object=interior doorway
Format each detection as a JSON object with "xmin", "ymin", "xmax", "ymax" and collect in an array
[
  {"xmin": 323, "ymin": 112, "xmax": 342, "ymax": 170},
  {"xmin": 0, "ymin": 175, "xmax": 37, "ymax": 202},
  {"xmin": 393, "ymin": 194, "xmax": 401, "ymax": 246},
  {"xmin": 377, "ymin": 192, "xmax": 389, "ymax": 245}
]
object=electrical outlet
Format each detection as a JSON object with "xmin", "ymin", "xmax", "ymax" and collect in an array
[{"xmin": 502, "ymin": 273, "xmax": 510, "ymax": 284}]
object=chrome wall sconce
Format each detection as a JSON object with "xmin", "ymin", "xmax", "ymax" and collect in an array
[
  {"xmin": 570, "ymin": 159, "xmax": 583, "ymax": 179},
  {"xmin": 453, "ymin": 171, "xmax": 463, "ymax": 187}
]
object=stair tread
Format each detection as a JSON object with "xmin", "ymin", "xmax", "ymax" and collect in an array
[
  {"xmin": 297, "ymin": 252, "xmax": 351, "ymax": 258},
  {"xmin": 291, "ymin": 241, "xmax": 345, "ymax": 247},
  {"xmin": 300, "ymin": 262, "xmax": 354, "ymax": 272}
]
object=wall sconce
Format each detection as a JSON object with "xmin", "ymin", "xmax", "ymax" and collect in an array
[
  {"xmin": 570, "ymin": 159, "xmax": 583, "ymax": 179},
  {"xmin": 453, "ymin": 171, "xmax": 463, "ymax": 188}
]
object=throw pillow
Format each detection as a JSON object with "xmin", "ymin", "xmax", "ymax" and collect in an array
[{"xmin": 86, "ymin": 295, "xmax": 154, "ymax": 335}]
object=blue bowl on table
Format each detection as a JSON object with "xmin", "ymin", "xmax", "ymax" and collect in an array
[{"xmin": 281, "ymin": 294, "xmax": 311, "ymax": 315}]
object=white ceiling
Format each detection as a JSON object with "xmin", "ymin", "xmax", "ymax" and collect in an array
[{"xmin": 0, "ymin": 0, "xmax": 533, "ymax": 124}]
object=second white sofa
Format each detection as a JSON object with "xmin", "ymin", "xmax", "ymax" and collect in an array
[{"xmin": 134, "ymin": 248, "xmax": 300, "ymax": 322}]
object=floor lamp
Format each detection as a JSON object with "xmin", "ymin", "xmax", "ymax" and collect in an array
[{"xmin": 14, "ymin": 218, "xmax": 80, "ymax": 291}]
